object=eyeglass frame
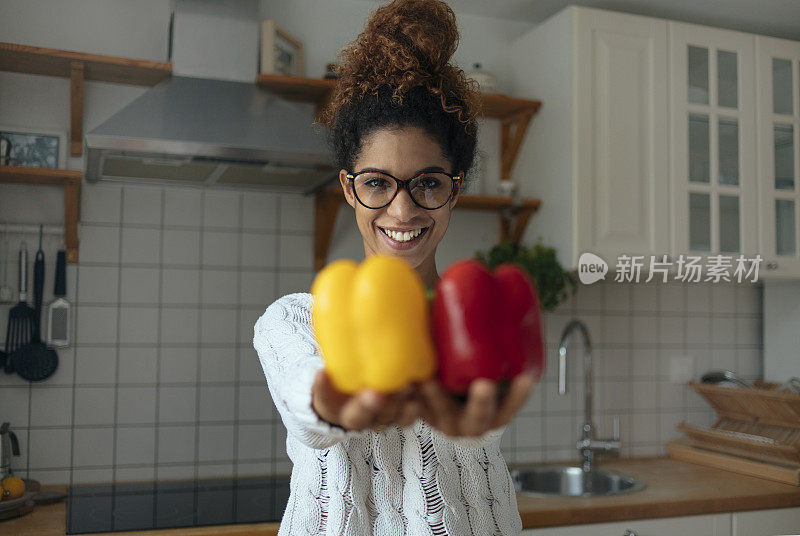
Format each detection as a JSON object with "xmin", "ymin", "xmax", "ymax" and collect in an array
[{"xmin": 344, "ymin": 169, "xmax": 462, "ymax": 210}]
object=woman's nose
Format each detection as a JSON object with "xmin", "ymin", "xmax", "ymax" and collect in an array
[{"xmin": 385, "ymin": 187, "xmax": 418, "ymax": 221}]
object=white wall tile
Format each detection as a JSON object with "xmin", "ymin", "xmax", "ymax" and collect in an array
[
  {"xmin": 599, "ymin": 349, "xmax": 630, "ymax": 379},
  {"xmin": 75, "ymin": 347, "xmax": 117, "ymax": 384},
  {"xmin": 159, "ymin": 386, "xmax": 197, "ymax": 423},
  {"xmin": 241, "ymin": 232, "xmax": 278, "ymax": 268},
  {"xmin": 123, "ymin": 186, "xmax": 163, "ymax": 226},
  {"xmin": 631, "ymin": 412, "xmax": 658, "ymax": 444},
  {"xmin": 658, "ymin": 380, "xmax": 685, "ymax": 409},
  {"xmin": 164, "ymin": 188, "xmax": 202, "ymax": 227},
  {"xmin": 712, "ymin": 284, "xmax": 736, "ymax": 313},
  {"xmin": 238, "ymin": 348, "xmax": 264, "ymax": 383},
  {"xmin": 712, "ymin": 316, "xmax": 737, "ymax": 345},
  {"xmin": 686, "ymin": 315, "xmax": 711, "ymax": 345},
  {"xmin": 0, "ymin": 386, "xmax": 29, "ymax": 427},
  {"xmin": 737, "ymin": 348, "xmax": 762, "ymax": 379},
  {"xmin": 160, "ymin": 307, "xmax": 198, "ymax": 345},
  {"xmin": 279, "ymin": 234, "xmax": 313, "ymax": 270},
  {"xmin": 115, "ymin": 465, "xmax": 156, "ymax": 482},
  {"xmin": 161, "ymin": 268, "xmax": 199, "ymax": 304},
  {"xmin": 203, "ymin": 191, "xmax": 240, "ymax": 229},
  {"xmin": 71, "ymin": 468, "xmax": 114, "ymax": 484},
  {"xmin": 603, "ymin": 282, "xmax": 631, "ymax": 313},
  {"xmin": 736, "ymin": 316, "xmax": 761, "ymax": 346},
  {"xmin": 239, "ymin": 270, "xmax": 277, "ymax": 306},
  {"xmin": 162, "ymin": 229, "xmax": 200, "ymax": 265},
  {"xmin": 631, "ymin": 315, "xmax": 657, "ymax": 346},
  {"xmin": 736, "ymin": 283, "xmax": 761, "ymax": 313},
  {"xmin": 201, "ymin": 269, "xmax": 238, "ymax": 305},
  {"xmin": 544, "ymin": 414, "xmax": 574, "ymax": 448},
  {"xmin": 199, "ymin": 386, "xmax": 235, "ymax": 422},
  {"xmin": 236, "ymin": 423, "xmax": 270, "ymax": 460},
  {"xmin": 79, "ymin": 226, "xmax": 120, "ymax": 264},
  {"xmin": 279, "ymin": 195, "xmax": 314, "ymax": 232},
  {"xmin": 242, "ymin": 192, "xmax": 279, "ymax": 230},
  {"xmin": 158, "ymin": 425, "xmax": 196, "ymax": 463},
  {"xmin": 121, "ymin": 227, "xmax": 161, "ymax": 264},
  {"xmin": 73, "ymin": 387, "xmax": 116, "ymax": 426},
  {"xmin": 200, "ymin": 308, "xmax": 237, "ymax": 345},
  {"xmin": 276, "ymin": 271, "xmax": 313, "ymax": 296},
  {"xmin": 658, "ymin": 410, "xmax": 685, "ymax": 443},
  {"xmin": 659, "ymin": 283, "xmax": 685, "ymax": 312},
  {"xmin": 202, "ymin": 231, "xmax": 239, "ymax": 267},
  {"xmin": 631, "ymin": 380, "xmax": 657, "ymax": 411},
  {"xmin": 658, "ymin": 316, "xmax": 684, "ymax": 345},
  {"xmin": 631, "ymin": 282, "xmax": 658, "ymax": 312},
  {"xmin": 119, "ymin": 267, "xmax": 159, "ymax": 304},
  {"xmin": 119, "ymin": 307, "xmax": 158, "ymax": 344},
  {"xmin": 75, "ymin": 306, "xmax": 117, "ymax": 344},
  {"xmin": 117, "ymin": 386, "xmax": 156, "ymax": 424},
  {"xmin": 631, "ymin": 349, "xmax": 657, "ymax": 377},
  {"xmin": 238, "ymin": 385, "xmax": 276, "ymax": 422},
  {"xmin": 73, "ymin": 427, "xmax": 114, "ymax": 467},
  {"xmin": 116, "ymin": 427, "xmax": 156, "ymax": 466},
  {"xmin": 686, "ymin": 282, "xmax": 711, "ymax": 313},
  {"xmin": 543, "ymin": 379, "xmax": 574, "ymax": 413},
  {"xmin": 30, "ymin": 387, "xmax": 72, "ymax": 427},
  {"xmin": 160, "ymin": 348, "xmax": 198, "ymax": 384},
  {"xmin": 48, "ymin": 346, "xmax": 75, "ymax": 386},
  {"xmin": 29, "ymin": 469, "xmax": 72, "ymax": 486},
  {"xmin": 600, "ymin": 379, "xmax": 630, "ymax": 412},
  {"xmin": 199, "ymin": 424, "xmax": 234, "ymax": 462},
  {"xmin": 575, "ymin": 281, "xmax": 603, "ymax": 312},
  {"xmin": 118, "ymin": 347, "xmax": 158, "ymax": 384},
  {"xmin": 81, "ymin": 184, "xmax": 122, "ymax": 224},
  {"xmin": 155, "ymin": 464, "xmax": 195, "ymax": 480},
  {"xmin": 603, "ymin": 315, "xmax": 630, "ymax": 346},
  {"xmin": 200, "ymin": 347, "xmax": 236, "ymax": 383},
  {"xmin": 77, "ymin": 266, "xmax": 119, "ymax": 303},
  {"xmin": 28, "ymin": 429, "xmax": 71, "ymax": 469},
  {"xmin": 514, "ymin": 413, "xmax": 543, "ymax": 450}
]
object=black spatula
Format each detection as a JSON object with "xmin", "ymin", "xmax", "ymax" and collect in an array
[
  {"xmin": 4, "ymin": 243, "xmax": 36, "ymax": 373},
  {"xmin": 11, "ymin": 227, "xmax": 58, "ymax": 381}
]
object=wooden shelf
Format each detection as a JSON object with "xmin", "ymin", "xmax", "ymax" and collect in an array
[
  {"xmin": 0, "ymin": 42, "xmax": 172, "ymax": 156},
  {"xmin": 257, "ymin": 73, "xmax": 541, "ymax": 182},
  {"xmin": 312, "ymin": 184, "xmax": 541, "ymax": 270},
  {"xmin": 0, "ymin": 166, "xmax": 82, "ymax": 263}
]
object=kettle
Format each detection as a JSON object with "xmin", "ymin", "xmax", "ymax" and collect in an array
[{"xmin": 0, "ymin": 422, "xmax": 20, "ymax": 480}]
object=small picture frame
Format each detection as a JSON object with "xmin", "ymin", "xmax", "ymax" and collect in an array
[
  {"xmin": 260, "ymin": 20, "xmax": 305, "ymax": 77},
  {"xmin": 0, "ymin": 125, "xmax": 66, "ymax": 168}
]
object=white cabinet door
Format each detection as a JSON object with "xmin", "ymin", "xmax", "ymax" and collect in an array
[
  {"xmin": 756, "ymin": 36, "xmax": 800, "ymax": 278},
  {"xmin": 669, "ymin": 22, "xmax": 758, "ymax": 265},
  {"xmin": 574, "ymin": 8, "xmax": 669, "ymax": 265},
  {"xmin": 732, "ymin": 507, "xmax": 800, "ymax": 536},
  {"xmin": 521, "ymin": 512, "xmax": 731, "ymax": 536}
]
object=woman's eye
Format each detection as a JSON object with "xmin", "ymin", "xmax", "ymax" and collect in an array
[
  {"xmin": 419, "ymin": 177, "xmax": 442, "ymax": 189},
  {"xmin": 365, "ymin": 178, "xmax": 389, "ymax": 188}
]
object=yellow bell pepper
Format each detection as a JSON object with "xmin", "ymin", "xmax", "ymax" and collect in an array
[{"xmin": 311, "ymin": 255, "xmax": 436, "ymax": 394}]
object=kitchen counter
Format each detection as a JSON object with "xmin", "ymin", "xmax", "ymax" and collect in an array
[{"xmin": 5, "ymin": 456, "xmax": 800, "ymax": 535}]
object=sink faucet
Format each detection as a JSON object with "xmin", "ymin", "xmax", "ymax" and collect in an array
[{"xmin": 558, "ymin": 319, "xmax": 621, "ymax": 472}]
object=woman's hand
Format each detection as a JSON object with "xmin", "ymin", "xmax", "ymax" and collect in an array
[
  {"xmin": 311, "ymin": 369, "xmax": 422, "ymax": 431},
  {"xmin": 417, "ymin": 374, "xmax": 537, "ymax": 438}
]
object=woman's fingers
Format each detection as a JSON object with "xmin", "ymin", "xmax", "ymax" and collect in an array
[
  {"xmin": 420, "ymin": 380, "xmax": 460, "ymax": 436},
  {"xmin": 339, "ymin": 389, "xmax": 385, "ymax": 430},
  {"xmin": 491, "ymin": 373, "xmax": 536, "ymax": 429},
  {"xmin": 460, "ymin": 379, "xmax": 497, "ymax": 436},
  {"xmin": 395, "ymin": 398, "xmax": 421, "ymax": 427}
]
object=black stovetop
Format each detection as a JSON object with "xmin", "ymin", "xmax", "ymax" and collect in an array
[{"xmin": 66, "ymin": 475, "xmax": 290, "ymax": 534}]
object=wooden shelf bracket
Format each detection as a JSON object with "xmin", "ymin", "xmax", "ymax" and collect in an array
[
  {"xmin": 70, "ymin": 61, "xmax": 84, "ymax": 157},
  {"xmin": 500, "ymin": 110, "xmax": 537, "ymax": 182}
]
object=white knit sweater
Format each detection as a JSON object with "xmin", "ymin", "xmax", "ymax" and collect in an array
[{"xmin": 253, "ymin": 293, "xmax": 523, "ymax": 536}]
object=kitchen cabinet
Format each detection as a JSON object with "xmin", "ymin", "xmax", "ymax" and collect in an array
[
  {"xmin": 521, "ymin": 512, "xmax": 731, "ymax": 536},
  {"xmin": 732, "ymin": 507, "xmax": 800, "ymax": 535},
  {"xmin": 510, "ymin": 6, "xmax": 669, "ymax": 269},
  {"xmin": 668, "ymin": 22, "xmax": 758, "ymax": 261},
  {"xmin": 756, "ymin": 36, "xmax": 800, "ymax": 278}
]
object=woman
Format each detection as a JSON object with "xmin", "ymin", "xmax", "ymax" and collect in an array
[{"xmin": 252, "ymin": 1, "xmax": 536, "ymax": 534}]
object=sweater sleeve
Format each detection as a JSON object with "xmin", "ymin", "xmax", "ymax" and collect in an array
[
  {"xmin": 253, "ymin": 293, "xmax": 366, "ymax": 450},
  {"xmin": 432, "ymin": 424, "xmax": 507, "ymax": 449}
]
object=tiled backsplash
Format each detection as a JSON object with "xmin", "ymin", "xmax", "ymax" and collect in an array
[{"xmin": 0, "ymin": 182, "xmax": 762, "ymax": 485}]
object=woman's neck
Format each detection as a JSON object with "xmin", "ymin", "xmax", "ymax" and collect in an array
[{"xmin": 415, "ymin": 254, "xmax": 439, "ymax": 289}]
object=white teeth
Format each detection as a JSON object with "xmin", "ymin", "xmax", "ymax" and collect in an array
[{"xmin": 382, "ymin": 227, "xmax": 424, "ymax": 242}]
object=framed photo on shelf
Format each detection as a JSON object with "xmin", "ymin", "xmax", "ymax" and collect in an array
[
  {"xmin": 260, "ymin": 20, "xmax": 305, "ymax": 77},
  {"xmin": 0, "ymin": 125, "xmax": 66, "ymax": 168}
]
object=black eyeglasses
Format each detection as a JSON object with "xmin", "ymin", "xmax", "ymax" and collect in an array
[{"xmin": 345, "ymin": 170, "xmax": 462, "ymax": 210}]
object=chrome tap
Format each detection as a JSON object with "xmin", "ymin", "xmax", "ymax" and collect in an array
[{"xmin": 558, "ymin": 319, "xmax": 620, "ymax": 472}]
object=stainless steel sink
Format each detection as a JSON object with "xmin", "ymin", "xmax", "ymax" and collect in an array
[{"xmin": 511, "ymin": 465, "xmax": 646, "ymax": 497}]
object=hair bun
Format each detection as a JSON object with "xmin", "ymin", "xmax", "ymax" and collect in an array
[{"xmin": 322, "ymin": 0, "xmax": 481, "ymax": 127}]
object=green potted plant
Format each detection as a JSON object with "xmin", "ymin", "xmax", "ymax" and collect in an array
[{"xmin": 475, "ymin": 239, "xmax": 577, "ymax": 312}]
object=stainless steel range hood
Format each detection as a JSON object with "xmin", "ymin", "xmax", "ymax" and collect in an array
[{"xmin": 85, "ymin": 76, "xmax": 335, "ymax": 192}]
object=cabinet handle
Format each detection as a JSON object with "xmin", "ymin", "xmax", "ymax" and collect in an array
[
  {"xmin": 623, "ymin": 531, "xmax": 638, "ymax": 536},
  {"xmin": 766, "ymin": 262, "xmax": 778, "ymax": 270}
]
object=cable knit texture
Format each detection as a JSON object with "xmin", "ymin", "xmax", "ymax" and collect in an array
[{"xmin": 253, "ymin": 293, "xmax": 523, "ymax": 536}]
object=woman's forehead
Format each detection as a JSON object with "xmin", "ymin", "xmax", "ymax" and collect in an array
[{"xmin": 355, "ymin": 126, "xmax": 450, "ymax": 172}]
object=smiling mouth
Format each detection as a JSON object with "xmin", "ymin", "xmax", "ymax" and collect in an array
[{"xmin": 377, "ymin": 226, "xmax": 429, "ymax": 243}]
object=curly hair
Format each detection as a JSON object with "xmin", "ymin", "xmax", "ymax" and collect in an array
[{"xmin": 319, "ymin": 0, "xmax": 481, "ymax": 182}]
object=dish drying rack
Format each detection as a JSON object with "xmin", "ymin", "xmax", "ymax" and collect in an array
[{"xmin": 667, "ymin": 380, "xmax": 800, "ymax": 485}]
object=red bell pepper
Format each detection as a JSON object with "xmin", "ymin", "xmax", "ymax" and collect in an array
[{"xmin": 431, "ymin": 260, "xmax": 545, "ymax": 394}]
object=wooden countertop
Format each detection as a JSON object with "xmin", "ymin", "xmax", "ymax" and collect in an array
[{"xmin": 5, "ymin": 457, "xmax": 800, "ymax": 535}]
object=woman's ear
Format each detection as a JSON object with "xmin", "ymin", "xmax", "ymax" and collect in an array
[{"xmin": 339, "ymin": 169, "xmax": 356, "ymax": 208}]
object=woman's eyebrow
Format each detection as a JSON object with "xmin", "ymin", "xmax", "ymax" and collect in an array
[{"xmin": 358, "ymin": 166, "xmax": 447, "ymax": 175}]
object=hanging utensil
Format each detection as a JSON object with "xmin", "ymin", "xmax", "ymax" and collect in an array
[
  {"xmin": 3, "ymin": 242, "xmax": 35, "ymax": 374},
  {"xmin": 10, "ymin": 226, "xmax": 58, "ymax": 382},
  {"xmin": 0, "ymin": 233, "xmax": 13, "ymax": 303},
  {"xmin": 45, "ymin": 250, "xmax": 70, "ymax": 348}
]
